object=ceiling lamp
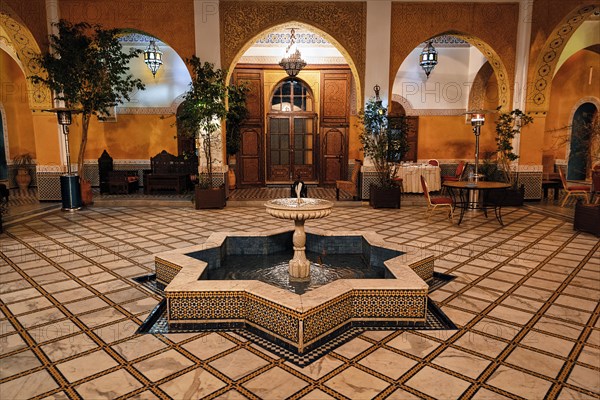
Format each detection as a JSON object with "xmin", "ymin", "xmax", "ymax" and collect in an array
[
  {"xmin": 279, "ymin": 28, "xmax": 306, "ymax": 77},
  {"xmin": 144, "ymin": 39, "xmax": 163, "ymax": 78},
  {"xmin": 419, "ymin": 41, "xmax": 438, "ymax": 79}
]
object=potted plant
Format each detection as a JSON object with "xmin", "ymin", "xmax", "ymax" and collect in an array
[
  {"xmin": 178, "ymin": 56, "xmax": 246, "ymax": 209},
  {"xmin": 31, "ymin": 20, "xmax": 145, "ymax": 206},
  {"xmin": 489, "ymin": 108, "xmax": 533, "ymax": 206},
  {"xmin": 225, "ymin": 83, "xmax": 249, "ymax": 190},
  {"xmin": 359, "ymin": 96, "xmax": 409, "ymax": 208},
  {"xmin": 13, "ymin": 153, "xmax": 34, "ymax": 192}
]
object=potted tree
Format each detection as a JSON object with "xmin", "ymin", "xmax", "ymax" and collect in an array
[
  {"xmin": 490, "ymin": 108, "xmax": 533, "ymax": 206},
  {"xmin": 359, "ymin": 96, "xmax": 410, "ymax": 208},
  {"xmin": 31, "ymin": 20, "xmax": 145, "ymax": 206},
  {"xmin": 178, "ymin": 56, "xmax": 245, "ymax": 209},
  {"xmin": 13, "ymin": 153, "xmax": 34, "ymax": 193}
]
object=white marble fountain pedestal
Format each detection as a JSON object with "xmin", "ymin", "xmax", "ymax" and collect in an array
[{"xmin": 265, "ymin": 198, "xmax": 333, "ymax": 281}]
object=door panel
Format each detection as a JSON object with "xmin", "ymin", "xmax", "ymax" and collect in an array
[
  {"xmin": 321, "ymin": 127, "xmax": 345, "ymax": 184},
  {"xmin": 239, "ymin": 127, "xmax": 263, "ymax": 186},
  {"xmin": 268, "ymin": 118, "xmax": 291, "ymax": 181}
]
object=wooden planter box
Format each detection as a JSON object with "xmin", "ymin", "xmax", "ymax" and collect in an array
[
  {"xmin": 574, "ymin": 202, "xmax": 600, "ymax": 236},
  {"xmin": 195, "ymin": 185, "xmax": 226, "ymax": 209},
  {"xmin": 369, "ymin": 185, "xmax": 401, "ymax": 209}
]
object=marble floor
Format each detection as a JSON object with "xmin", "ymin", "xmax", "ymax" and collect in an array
[{"xmin": 0, "ymin": 201, "xmax": 598, "ymax": 399}]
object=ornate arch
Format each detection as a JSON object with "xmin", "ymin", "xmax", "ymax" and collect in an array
[
  {"xmin": 529, "ymin": 4, "xmax": 599, "ymax": 114},
  {"xmin": 391, "ymin": 95, "xmax": 415, "ymax": 116},
  {"xmin": 0, "ymin": 2, "xmax": 51, "ymax": 109},
  {"xmin": 220, "ymin": 1, "xmax": 366, "ymax": 109},
  {"xmin": 468, "ymin": 62, "xmax": 495, "ymax": 112},
  {"xmin": 451, "ymin": 32, "xmax": 511, "ymax": 111}
]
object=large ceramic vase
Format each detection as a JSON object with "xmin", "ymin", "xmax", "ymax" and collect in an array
[
  {"xmin": 195, "ymin": 185, "xmax": 226, "ymax": 209},
  {"xmin": 15, "ymin": 168, "xmax": 31, "ymax": 193},
  {"xmin": 369, "ymin": 185, "xmax": 401, "ymax": 209}
]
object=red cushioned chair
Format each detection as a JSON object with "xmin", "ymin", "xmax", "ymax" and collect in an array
[
  {"xmin": 442, "ymin": 161, "xmax": 466, "ymax": 183},
  {"xmin": 421, "ymin": 175, "xmax": 453, "ymax": 221},
  {"xmin": 559, "ymin": 168, "xmax": 590, "ymax": 207},
  {"xmin": 427, "ymin": 159, "xmax": 439, "ymax": 166}
]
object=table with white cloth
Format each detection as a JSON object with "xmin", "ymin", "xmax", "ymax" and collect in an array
[{"xmin": 393, "ymin": 164, "xmax": 441, "ymax": 193}]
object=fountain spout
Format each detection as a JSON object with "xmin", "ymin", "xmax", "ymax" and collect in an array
[{"xmin": 265, "ymin": 198, "xmax": 333, "ymax": 281}]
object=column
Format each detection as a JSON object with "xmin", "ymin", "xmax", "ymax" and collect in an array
[
  {"xmin": 365, "ymin": 0, "xmax": 392, "ymax": 106},
  {"xmin": 194, "ymin": 0, "xmax": 221, "ymax": 67}
]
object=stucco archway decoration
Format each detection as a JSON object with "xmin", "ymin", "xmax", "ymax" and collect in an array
[
  {"xmin": 0, "ymin": 3, "xmax": 51, "ymax": 110},
  {"xmin": 468, "ymin": 62, "xmax": 495, "ymax": 112},
  {"xmin": 529, "ymin": 4, "xmax": 599, "ymax": 114},
  {"xmin": 451, "ymin": 33, "xmax": 511, "ymax": 111},
  {"xmin": 220, "ymin": 1, "xmax": 365, "ymax": 107}
]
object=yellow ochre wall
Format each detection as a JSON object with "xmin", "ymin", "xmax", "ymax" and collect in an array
[
  {"xmin": 68, "ymin": 113, "xmax": 177, "ymax": 160},
  {"xmin": 1, "ymin": 51, "xmax": 36, "ymax": 160},
  {"xmin": 542, "ymin": 48, "xmax": 600, "ymax": 162}
]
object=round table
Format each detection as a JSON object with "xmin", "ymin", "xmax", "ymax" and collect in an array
[{"xmin": 442, "ymin": 181, "xmax": 511, "ymax": 225}]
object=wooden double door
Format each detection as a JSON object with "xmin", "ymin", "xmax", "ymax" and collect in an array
[
  {"xmin": 267, "ymin": 115, "xmax": 317, "ymax": 182},
  {"xmin": 234, "ymin": 69, "xmax": 351, "ymax": 187}
]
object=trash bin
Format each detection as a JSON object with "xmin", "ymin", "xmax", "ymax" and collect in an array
[{"xmin": 60, "ymin": 174, "xmax": 82, "ymax": 210}]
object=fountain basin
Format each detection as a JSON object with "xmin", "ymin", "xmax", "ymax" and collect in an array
[{"xmin": 155, "ymin": 228, "xmax": 434, "ymax": 354}]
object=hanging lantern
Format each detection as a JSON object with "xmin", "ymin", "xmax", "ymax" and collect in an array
[
  {"xmin": 419, "ymin": 41, "xmax": 438, "ymax": 79},
  {"xmin": 144, "ymin": 40, "xmax": 163, "ymax": 78},
  {"xmin": 279, "ymin": 28, "xmax": 307, "ymax": 77}
]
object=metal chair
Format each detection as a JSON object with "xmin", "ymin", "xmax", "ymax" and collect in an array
[
  {"xmin": 421, "ymin": 175, "xmax": 453, "ymax": 221},
  {"xmin": 427, "ymin": 159, "xmax": 439, "ymax": 166},
  {"xmin": 558, "ymin": 168, "xmax": 590, "ymax": 207},
  {"xmin": 336, "ymin": 160, "xmax": 362, "ymax": 200}
]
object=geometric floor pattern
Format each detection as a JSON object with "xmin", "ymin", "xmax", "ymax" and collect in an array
[{"xmin": 1, "ymin": 204, "xmax": 598, "ymax": 399}]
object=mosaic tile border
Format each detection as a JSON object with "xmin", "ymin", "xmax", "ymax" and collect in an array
[{"xmin": 155, "ymin": 228, "xmax": 434, "ymax": 353}]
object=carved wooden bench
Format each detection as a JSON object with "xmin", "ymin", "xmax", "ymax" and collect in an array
[{"xmin": 145, "ymin": 150, "xmax": 197, "ymax": 194}]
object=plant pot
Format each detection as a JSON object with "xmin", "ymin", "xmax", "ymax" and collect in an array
[
  {"xmin": 80, "ymin": 179, "xmax": 93, "ymax": 206},
  {"xmin": 195, "ymin": 185, "xmax": 226, "ymax": 209},
  {"xmin": 369, "ymin": 185, "xmax": 401, "ymax": 209},
  {"xmin": 15, "ymin": 168, "xmax": 31, "ymax": 192}
]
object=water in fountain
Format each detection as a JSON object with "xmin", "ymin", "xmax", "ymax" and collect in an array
[{"xmin": 210, "ymin": 249, "xmax": 385, "ymax": 295}]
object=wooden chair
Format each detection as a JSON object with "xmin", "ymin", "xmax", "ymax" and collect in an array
[
  {"xmin": 558, "ymin": 168, "xmax": 590, "ymax": 207},
  {"xmin": 591, "ymin": 170, "xmax": 600, "ymax": 204},
  {"xmin": 421, "ymin": 176, "xmax": 453, "ymax": 221},
  {"xmin": 336, "ymin": 160, "xmax": 362, "ymax": 200},
  {"xmin": 427, "ymin": 159, "xmax": 439, "ymax": 166}
]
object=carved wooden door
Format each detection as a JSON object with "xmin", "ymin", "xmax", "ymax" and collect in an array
[
  {"xmin": 239, "ymin": 127, "xmax": 262, "ymax": 186},
  {"xmin": 321, "ymin": 127, "xmax": 345, "ymax": 184},
  {"xmin": 233, "ymin": 69, "xmax": 264, "ymax": 186},
  {"xmin": 267, "ymin": 116, "xmax": 316, "ymax": 182}
]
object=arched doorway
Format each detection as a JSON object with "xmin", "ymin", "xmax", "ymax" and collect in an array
[
  {"xmin": 568, "ymin": 102, "xmax": 597, "ymax": 180},
  {"xmin": 267, "ymin": 79, "xmax": 317, "ymax": 182}
]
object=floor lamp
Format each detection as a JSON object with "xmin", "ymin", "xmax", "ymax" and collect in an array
[
  {"xmin": 54, "ymin": 109, "xmax": 82, "ymax": 210},
  {"xmin": 470, "ymin": 113, "xmax": 485, "ymax": 182}
]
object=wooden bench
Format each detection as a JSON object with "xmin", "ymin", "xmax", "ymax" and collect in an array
[{"xmin": 145, "ymin": 150, "xmax": 197, "ymax": 194}]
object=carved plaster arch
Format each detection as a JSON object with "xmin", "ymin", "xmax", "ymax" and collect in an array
[
  {"xmin": 468, "ymin": 62, "xmax": 496, "ymax": 112},
  {"xmin": 529, "ymin": 4, "xmax": 599, "ymax": 114},
  {"xmin": 391, "ymin": 95, "xmax": 415, "ymax": 116},
  {"xmin": 565, "ymin": 96, "xmax": 600, "ymax": 163},
  {"xmin": 449, "ymin": 32, "xmax": 511, "ymax": 111},
  {"xmin": 0, "ymin": 3, "xmax": 51, "ymax": 110},
  {"xmin": 220, "ymin": 0, "xmax": 366, "ymax": 110}
]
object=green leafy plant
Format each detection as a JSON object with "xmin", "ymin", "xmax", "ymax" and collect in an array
[
  {"xmin": 494, "ymin": 108, "xmax": 533, "ymax": 186},
  {"xmin": 358, "ymin": 98, "xmax": 410, "ymax": 188},
  {"xmin": 31, "ymin": 20, "xmax": 145, "ymax": 184},
  {"xmin": 177, "ymin": 56, "xmax": 228, "ymax": 189},
  {"xmin": 225, "ymin": 83, "xmax": 249, "ymax": 162}
]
